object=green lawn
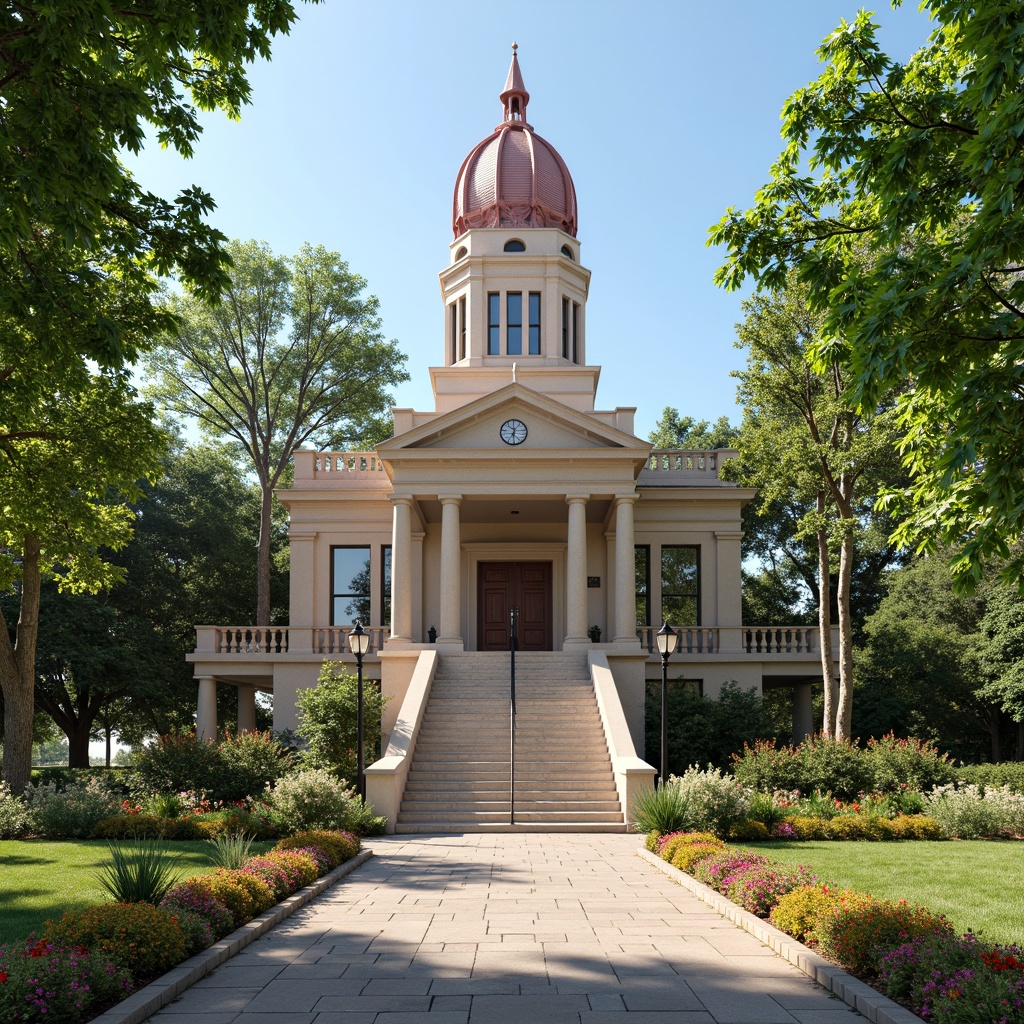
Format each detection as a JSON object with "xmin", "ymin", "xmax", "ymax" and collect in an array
[
  {"xmin": 0, "ymin": 839, "xmax": 273, "ymax": 946},
  {"xmin": 738, "ymin": 840, "xmax": 1024, "ymax": 945}
]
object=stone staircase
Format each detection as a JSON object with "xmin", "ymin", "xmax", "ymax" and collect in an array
[{"xmin": 396, "ymin": 651, "xmax": 626, "ymax": 833}]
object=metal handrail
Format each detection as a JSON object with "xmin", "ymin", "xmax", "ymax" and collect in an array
[{"xmin": 509, "ymin": 606, "xmax": 518, "ymax": 826}]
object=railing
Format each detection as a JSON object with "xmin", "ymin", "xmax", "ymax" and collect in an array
[
  {"xmin": 636, "ymin": 625, "xmax": 817, "ymax": 656},
  {"xmin": 292, "ymin": 450, "xmax": 387, "ymax": 486},
  {"xmin": 637, "ymin": 448, "xmax": 738, "ymax": 486},
  {"xmin": 200, "ymin": 625, "xmax": 390, "ymax": 656}
]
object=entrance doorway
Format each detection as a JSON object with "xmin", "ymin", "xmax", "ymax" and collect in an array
[{"xmin": 478, "ymin": 562, "xmax": 553, "ymax": 651}]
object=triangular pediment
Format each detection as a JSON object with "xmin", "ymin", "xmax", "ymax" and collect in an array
[{"xmin": 378, "ymin": 383, "xmax": 645, "ymax": 455}]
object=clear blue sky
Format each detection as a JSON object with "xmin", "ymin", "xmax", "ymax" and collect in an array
[{"xmin": 125, "ymin": 0, "xmax": 935, "ymax": 441}]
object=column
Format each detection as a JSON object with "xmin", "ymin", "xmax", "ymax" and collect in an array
[
  {"xmin": 613, "ymin": 495, "xmax": 640, "ymax": 644},
  {"xmin": 196, "ymin": 676, "xmax": 217, "ymax": 742},
  {"xmin": 237, "ymin": 686, "xmax": 257, "ymax": 733},
  {"xmin": 390, "ymin": 496, "xmax": 414, "ymax": 641},
  {"xmin": 565, "ymin": 494, "xmax": 589, "ymax": 644},
  {"xmin": 438, "ymin": 494, "xmax": 463, "ymax": 643},
  {"xmin": 792, "ymin": 683, "xmax": 815, "ymax": 743}
]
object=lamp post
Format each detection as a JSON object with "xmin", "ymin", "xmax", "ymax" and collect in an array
[
  {"xmin": 656, "ymin": 622, "xmax": 676, "ymax": 785},
  {"xmin": 347, "ymin": 621, "xmax": 370, "ymax": 800}
]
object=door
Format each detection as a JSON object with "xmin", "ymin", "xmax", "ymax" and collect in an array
[{"xmin": 478, "ymin": 562, "xmax": 553, "ymax": 651}]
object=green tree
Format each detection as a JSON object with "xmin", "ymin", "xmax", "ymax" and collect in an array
[
  {"xmin": 727, "ymin": 283, "xmax": 904, "ymax": 740},
  {"xmin": 978, "ymin": 587, "xmax": 1024, "ymax": 760},
  {"xmin": 648, "ymin": 408, "xmax": 739, "ymax": 450},
  {"xmin": 296, "ymin": 662, "xmax": 389, "ymax": 783},
  {"xmin": 710, "ymin": 1, "xmax": 1024, "ymax": 592},
  {"xmin": 147, "ymin": 240, "xmax": 408, "ymax": 626}
]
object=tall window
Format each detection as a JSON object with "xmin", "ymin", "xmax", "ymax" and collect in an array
[
  {"xmin": 635, "ymin": 545, "xmax": 650, "ymax": 626},
  {"xmin": 331, "ymin": 546, "xmax": 371, "ymax": 625},
  {"xmin": 506, "ymin": 292, "xmax": 522, "ymax": 355},
  {"xmin": 488, "ymin": 292, "xmax": 500, "ymax": 355},
  {"xmin": 561, "ymin": 297, "xmax": 569, "ymax": 359},
  {"xmin": 381, "ymin": 545, "xmax": 392, "ymax": 628},
  {"xmin": 458, "ymin": 296, "xmax": 467, "ymax": 361},
  {"xmin": 528, "ymin": 292, "xmax": 541, "ymax": 355},
  {"xmin": 661, "ymin": 546, "xmax": 699, "ymax": 626},
  {"xmin": 449, "ymin": 301, "xmax": 457, "ymax": 365},
  {"xmin": 572, "ymin": 301, "xmax": 580, "ymax": 363}
]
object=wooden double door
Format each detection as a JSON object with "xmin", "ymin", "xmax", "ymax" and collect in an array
[{"xmin": 478, "ymin": 562, "xmax": 553, "ymax": 651}]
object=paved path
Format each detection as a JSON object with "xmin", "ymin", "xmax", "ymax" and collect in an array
[{"xmin": 151, "ymin": 834, "xmax": 858, "ymax": 1024}]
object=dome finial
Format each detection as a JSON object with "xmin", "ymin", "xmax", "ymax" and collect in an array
[{"xmin": 500, "ymin": 44, "xmax": 530, "ymax": 126}]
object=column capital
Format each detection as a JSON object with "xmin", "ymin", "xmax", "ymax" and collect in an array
[
  {"xmin": 438, "ymin": 493, "xmax": 463, "ymax": 505},
  {"xmin": 390, "ymin": 494, "xmax": 415, "ymax": 507},
  {"xmin": 565, "ymin": 493, "xmax": 590, "ymax": 506},
  {"xmin": 714, "ymin": 530, "xmax": 745, "ymax": 541},
  {"xmin": 613, "ymin": 494, "xmax": 639, "ymax": 507}
]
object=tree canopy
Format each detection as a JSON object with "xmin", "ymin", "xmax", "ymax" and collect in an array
[
  {"xmin": 709, "ymin": 1, "xmax": 1024, "ymax": 591},
  {"xmin": 648, "ymin": 409, "xmax": 739, "ymax": 450}
]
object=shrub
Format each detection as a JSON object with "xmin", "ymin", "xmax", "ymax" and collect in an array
[
  {"xmin": 264, "ymin": 849, "xmax": 320, "ymax": 889},
  {"xmin": 784, "ymin": 815, "xmax": 826, "ymax": 840},
  {"xmin": 691, "ymin": 849, "xmax": 772, "ymax": 891},
  {"xmin": 887, "ymin": 814, "xmax": 945, "ymax": 840},
  {"xmin": 746, "ymin": 790, "xmax": 789, "ymax": 829},
  {"xmin": 731, "ymin": 739, "xmax": 802, "ymax": 794},
  {"xmin": 956, "ymin": 761, "xmax": 1024, "ymax": 794},
  {"xmin": 160, "ymin": 885, "xmax": 234, "ymax": 940},
  {"xmin": 0, "ymin": 781, "xmax": 30, "ymax": 838},
  {"xmin": 266, "ymin": 768, "xmax": 363, "ymax": 833},
  {"xmin": 274, "ymin": 829, "xmax": 359, "ymax": 867},
  {"xmin": 769, "ymin": 884, "xmax": 850, "ymax": 944},
  {"xmin": 0, "ymin": 940, "xmax": 132, "ymax": 1023},
  {"xmin": 666, "ymin": 765, "xmax": 751, "ymax": 837},
  {"xmin": 865, "ymin": 734, "xmax": 956, "ymax": 795},
  {"xmin": 877, "ymin": 931, "xmax": 986, "ymax": 1010},
  {"xmin": 925, "ymin": 783, "xmax": 1020, "ymax": 838},
  {"xmin": 729, "ymin": 818, "xmax": 770, "ymax": 841},
  {"xmin": 91, "ymin": 813, "xmax": 209, "ymax": 840},
  {"xmin": 212, "ymin": 869, "xmax": 275, "ymax": 915},
  {"xmin": 142, "ymin": 792, "xmax": 183, "ymax": 818},
  {"xmin": 206, "ymin": 832, "xmax": 257, "ymax": 869},
  {"xmin": 644, "ymin": 830, "xmax": 662, "ymax": 852},
  {"xmin": 168, "ymin": 907, "xmax": 214, "ymax": 957},
  {"xmin": 815, "ymin": 892, "xmax": 953, "ymax": 978},
  {"xmin": 721, "ymin": 863, "xmax": 819, "ymax": 917},
  {"xmin": 43, "ymin": 902, "xmax": 187, "ymax": 980},
  {"xmin": 132, "ymin": 732, "xmax": 222, "ymax": 798},
  {"xmin": 26, "ymin": 779, "xmax": 122, "ymax": 838},
  {"xmin": 631, "ymin": 781, "xmax": 695, "ymax": 835},
  {"xmin": 186, "ymin": 806, "xmax": 277, "ymax": 839},
  {"xmin": 239, "ymin": 858, "xmax": 294, "ymax": 901},
  {"xmin": 670, "ymin": 840, "xmax": 725, "ymax": 874},
  {"xmin": 795, "ymin": 736, "xmax": 872, "ymax": 802},
  {"xmin": 216, "ymin": 730, "xmax": 294, "ymax": 803},
  {"xmin": 822, "ymin": 816, "xmax": 866, "ymax": 841},
  {"xmin": 163, "ymin": 875, "xmax": 252, "ymax": 929},
  {"xmin": 95, "ymin": 841, "xmax": 184, "ymax": 904}
]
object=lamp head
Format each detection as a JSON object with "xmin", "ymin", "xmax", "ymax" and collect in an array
[
  {"xmin": 348, "ymin": 621, "xmax": 370, "ymax": 657},
  {"xmin": 656, "ymin": 622, "xmax": 676, "ymax": 658}
]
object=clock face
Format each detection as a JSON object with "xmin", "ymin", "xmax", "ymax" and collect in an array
[{"xmin": 500, "ymin": 418, "xmax": 528, "ymax": 445}]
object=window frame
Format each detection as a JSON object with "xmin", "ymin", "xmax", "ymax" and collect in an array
[
  {"xmin": 660, "ymin": 544, "xmax": 701, "ymax": 627},
  {"xmin": 330, "ymin": 544, "xmax": 372, "ymax": 627},
  {"xmin": 487, "ymin": 292, "xmax": 500, "ymax": 355},
  {"xmin": 528, "ymin": 292, "xmax": 541, "ymax": 355}
]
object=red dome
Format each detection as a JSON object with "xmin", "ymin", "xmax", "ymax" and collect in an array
[{"xmin": 452, "ymin": 49, "xmax": 578, "ymax": 239}]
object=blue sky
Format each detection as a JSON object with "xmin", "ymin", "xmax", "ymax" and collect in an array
[{"xmin": 125, "ymin": 0, "xmax": 935, "ymax": 441}]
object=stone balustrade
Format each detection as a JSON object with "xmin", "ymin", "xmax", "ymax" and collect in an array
[
  {"xmin": 636, "ymin": 448, "xmax": 738, "ymax": 486},
  {"xmin": 194, "ymin": 625, "xmax": 390, "ymax": 657},
  {"xmin": 292, "ymin": 450, "xmax": 387, "ymax": 487},
  {"xmin": 636, "ymin": 624, "xmax": 818, "ymax": 656}
]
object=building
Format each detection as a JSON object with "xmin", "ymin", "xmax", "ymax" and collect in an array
[{"xmin": 188, "ymin": 49, "xmax": 834, "ymax": 832}]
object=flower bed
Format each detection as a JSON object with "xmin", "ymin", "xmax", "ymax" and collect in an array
[
  {"xmin": 648, "ymin": 830, "xmax": 1024, "ymax": 1024},
  {"xmin": 0, "ymin": 830, "xmax": 361, "ymax": 1023}
]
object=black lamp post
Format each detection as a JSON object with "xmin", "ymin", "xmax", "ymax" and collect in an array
[
  {"xmin": 347, "ymin": 621, "xmax": 370, "ymax": 800},
  {"xmin": 656, "ymin": 622, "xmax": 676, "ymax": 785}
]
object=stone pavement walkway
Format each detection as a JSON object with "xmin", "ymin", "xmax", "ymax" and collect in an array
[{"xmin": 150, "ymin": 834, "xmax": 860, "ymax": 1024}]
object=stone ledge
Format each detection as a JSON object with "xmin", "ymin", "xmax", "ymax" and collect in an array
[
  {"xmin": 637, "ymin": 847, "xmax": 923, "ymax": 1024},
  {"xmin": 88, "ymin": 847, "xmax": 374, "ymax": 1024}
]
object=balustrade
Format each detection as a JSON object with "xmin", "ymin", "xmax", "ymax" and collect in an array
[
  {"xmin": 635, "ymin": 624, "xmax": 816, "ymax": 657},
  {"xmin": 203, "ymin": 625, "xmax": 389, "ymax": 656}
]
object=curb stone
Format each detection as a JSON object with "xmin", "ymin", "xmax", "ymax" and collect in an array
[
  {"xmin": 88, "ymin": 847, "xmax": 374, "ymax": 1024},
  {"xmin": 637, "ymin": 848, "xmax": 923, "ymax": 1024}
]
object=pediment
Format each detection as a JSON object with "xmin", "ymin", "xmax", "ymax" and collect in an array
[{"xmin": 378, "ymin": 383, "xmax": 643, "ymax": 455}]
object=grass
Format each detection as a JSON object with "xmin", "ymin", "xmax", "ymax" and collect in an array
[
  {"xmin": 738, "ymin": 839, "xmax": 1024, "ymax": 945},
  {"xmin": 0, "ymin": 838, "xmax": 273, "ymax": 946}
]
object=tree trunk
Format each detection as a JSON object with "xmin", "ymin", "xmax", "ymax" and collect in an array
[
  {"xmin": 0, "ymin": 536, "xmax": 41, "ymax": 794},
  {"xmin": 105, "ymin": 723, "xmax": 112, "ymax": 768},
  {"xmin": 834, "ymin": 526, "xmax": 855, "ymax": 742},
  {"xmin": 256, "ymin": 481, "xmax": 273, "ymax": 627},
  {"xmin": 816, "ymin": 492, "xmax": 835, "ymax": 739},
  {"xmin": 67, "ymin": 723, "xmax": 91, "ymax": 768}
]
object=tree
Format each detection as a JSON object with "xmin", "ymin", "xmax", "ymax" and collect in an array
[
  {"xmin": 710, "ymin": 1, "xmax": 1024, "ymax": 592},
  {"xmin": 0, "ymin": 367, "xmax": 164, "ymax": 791},
  {"xmin": 727, "ymin": 282, "xmax": 904, "ymax": 740},
  {"xmin": 648, "ymin": 409, "xmax": 739, "ymax": 450},
  {"xmin": 147, "ymin": 240, "xmax": 408, "ymax": 625},
  {"xmin": 978, "ymin": 587, "xmax": 1024, "ymax": 760}
]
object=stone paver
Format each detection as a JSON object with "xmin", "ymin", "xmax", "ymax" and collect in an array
[{"xmin": 151, "ymin": 835, "xmax": 858, "ymax": 1023}]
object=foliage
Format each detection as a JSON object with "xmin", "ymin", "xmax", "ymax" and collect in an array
[
  {"xmin": 162, "ymin": 875, "xmax": 252, "ymax": 929},
  {"xmin": 91, "ymin": 814, "xmax": 208, "ymax": 841},
  {"xmin": 95, "ymin": 842, "xmax": 184, "ymax": 905},
  {"xmin": 630, "ymin": 782, "xmax": 696, "ymax": 835},
  {"xmin": 275, "ymin": 830, "xmax": 360, "ymax": 869},
  {"xmin": 863, "ymin": 735, "xmax": 957, "ymax": 796},
  {"xmin": 43, "ymin": 902, "xmax": 186, "ymax": 980},
  {"xmin": 721, "ymin": 862, "xmax": 819, "ymax": 917},
  {"xmin": 238, "ymin": 859, "xmax": 293, "ymax": 902},
  {"xmin": 297, "ymin": 662, "xmax": 390, "ymax": 781},
  {"xmin": 666, "ymin": 766, "xmax": 751, "ymax": 837},
  {"xmin": 731, "ymin": 737, "xmax": 872, "ymax": 801},
  {"xmin": 206, "ymin": 833, "xmax": 257, "ymax": 870},
  {"xmin": 263, "ymin": 850, "xmax": 320, "ymax": 890},
  {"xmin": 647, "ymin": 408, "xmax": 739, "ymax": 450},
  {"xmin": 956, "ymin": 762, "xmax": 1024, "ymax": 795},
  {"xmin": 26, "ymin": 779, "xmax": 122, "ymax": 839},
  {"xmin": 0, "ymin": 783, "xmax": 30, "ymax": 839},
  {"xmin": 216, "ymin": 731, "xmax": 294, "ymax": 803},
  {"xmin": 266, "ymin": 767, "xmax": 367, "ymax": 834},
  {"xmin": 211, "ymin": 869, "xmax": 275, "ymax": 916},
  {"xmin": 770, "ymin": 884, "xmax": 851, "ymax": 944},
  {"xmin": 691, "ymin": 849, "xmax": 772, "ymax": 889},
  {"xmin": 644, "ymin": 680, "xmax": 783, "ymax": 776},
  {"xmin": 166, "ymin": 909, "xmax": 214, "ymax": 959},
  {"xmin": 729, "ymin": 818, "xmax": 770, "ymax": 841},
  {"xmin": 131, "ymin": 732, "xmax": 222, "ymax": 800},
  {"xmin": 0, "ymin": 939, "xmax": 131, "ymax": 1023},
  {"xmin": 710, "ymin": 1, "xmax": 1024, "ymax": 593},
  {"xmin": 926, "ymin": 784, "xmax": 1024, "ymax": 840},
  {"xmin": 146, "ymin": 239, "xmax": 408, "ymax": 624},
  {"xmin": 978, "ymin": 586, "xmax": 1024, "ymax": 727},
  {"xmin": 657, "ymin": 832, "xmax": 726, "ymax": 873},
  {"xmin": 160, "ymin": 887, "xmax": 234, "ymax": 942},
  {"xmin": 814, "ymin": 893, "xmax": 953, "ymax": 979}
]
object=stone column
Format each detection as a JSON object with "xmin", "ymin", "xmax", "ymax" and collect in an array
[
  {"xmin": 438, "ymin": 494, "xmax": 463, "ymax": 643},
  {"xmin": 390, "ymin": 496, "xmax": 414, "ymax": 641},
  {"xmin": 565, "ymin": 494, "xmax": 589, "ymax": 644},
  {"xmin": 792, "ymin": 682, "xmax": 815, "ymax": 743},
  {"xmin": 236, "ymin": 686, "xmax": 257, "ymax": 733},
  {"xmin": 196, "ymin": 676, "xmax": 217, "ymax": 742},
  {"xmin": 613, "ymin": 495, "xmax": 639, "ymax": 644}
]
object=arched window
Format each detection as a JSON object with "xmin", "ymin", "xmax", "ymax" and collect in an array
[
  {"xmin": 503, "ymin": 239, "xmax": 526, "ymax": 252},
  {"xmin": 560, "ymin": 245, "xmax": 574, "ymax": 260},
  {"xmin": 455, "ymin": 245, "xmax": 468, "ymax": 260}
]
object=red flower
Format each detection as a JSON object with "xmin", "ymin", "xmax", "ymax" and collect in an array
[{"xmin": 0, "ymin": 970, "xmax": 8, "ymax": 983}]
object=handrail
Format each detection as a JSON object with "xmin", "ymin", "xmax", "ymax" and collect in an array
[{"xmin": 509, "ymin": 606, "xmax": 518, "ymax": 826}]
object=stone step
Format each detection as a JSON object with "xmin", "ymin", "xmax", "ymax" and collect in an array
[
  {"xmin": 403, "ymin": 779, "xmax": 617, "ymax": 794},
  {"xmin": 393, "ymin": 822, "xmax": 629, "ymax": 834},
  {"xmin": 400, "ymin": 786, "xmax": 618, "ymax": 800},
  {"xmin": 397, "ymin": 808, "xmax": 624, "ymax": 824},
  {"xmin": 401, "ymin": 798, "xmax": 622, "ymax": 812}
]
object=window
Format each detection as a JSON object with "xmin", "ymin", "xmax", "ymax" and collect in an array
[
  {"xmin": 488, "ymin": 292, "xmax": 500, "ymax": 355},
  {"xmin": 528, "ymin": 292, "xmax": 541, "ymax": 355},
  {"xmin": 661, "ymin": 546, "xmax": 699, "ymax": 627},
  {"xmin": 561, "ymin": 297, "xmax": 569, "ymax": 359},
  {"xmin": 458, "ymin": 296, "xmax": 466, "ymax": 361},
  {"xmin": 332, "ymin": 546, "xmax": 371, "ymax": 625},
  {"xmin": 635, "ymin": 545, "xmax": 650, "ymax": 626},
  {"xmin": 455, "ymin": 245, "xmax": 468, "ymax": 260},
  {"xmin": 560, "ymin": 245, "xmax": 574, "ymax": 260},
  {"xmin": 507, "ymin": 292, "xmax": 522, "ymax": 355},
  {"xmin": 381, "ymin": 545, "xmax": 392, "ymax": 628},
  {"xmin": 572, "ymin": 301, "xmax": 580, "ymax": 363},
  {"xmin": 504, "ymin": 239, "xmax": 526, "ymax": 252},
  {"xmin": 449, "ymin": 302, "xmax": 457, "ymax": 365}
]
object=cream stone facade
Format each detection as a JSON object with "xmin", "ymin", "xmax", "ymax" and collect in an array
[{"xmin": 188, "ymin": 50, "xmax": 835, "ymax": 832}]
